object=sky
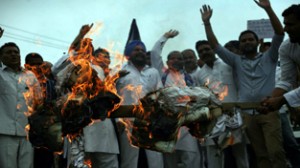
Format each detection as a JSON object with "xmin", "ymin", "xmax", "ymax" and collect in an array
[{"xmin": 0, "ymin": 0, "xmax": 298, "ymax": 67}]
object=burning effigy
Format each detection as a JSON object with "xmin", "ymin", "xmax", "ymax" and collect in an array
[
  {"xmin": 27, "ymin": 57, "xmax": 220, "ymax": 142},
  {"xmin": 127, "ymin": 86, "xmax": 222, "ymax": 153},
  {"xmin": 27, "ymin": 35, "xmax": 225, "ymax": 168}
]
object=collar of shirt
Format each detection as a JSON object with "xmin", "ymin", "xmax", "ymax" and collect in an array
[
  {"xmin": 127, "ymin": 61, "xmax": 151, "ymax": 72},
  {"xmin": 0, "ymin": 64, "xmax": 24, "ymax": 72},
  {"xmin": 202, "ymin": 58, "xmax": 221, "ymax": 70}
]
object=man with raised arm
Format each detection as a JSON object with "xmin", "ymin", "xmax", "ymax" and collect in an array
[
  {"xmin": 148, "ymin": 30, "xmax": 201, "ymax": 168},
  {"xmin": 0, "ymin": 27, "xmax": 4, "ymax": 67},
  {"xmin": 116, "ymin": 40, "xmax": 164, "ymax": 168},
  {"xmin": 200, "ymin": 0, "xmax": 285, "ymax": 167},
  {"xmin": 148, "ymin": 29, "xmax": 179, "ymax": 76}
]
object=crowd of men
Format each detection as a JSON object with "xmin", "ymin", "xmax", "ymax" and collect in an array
[{"xmin": 0, "ymin": 0, "xmax": 300, "ymax": 168}]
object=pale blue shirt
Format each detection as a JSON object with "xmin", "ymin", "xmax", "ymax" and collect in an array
[
  {"xmin": 0, "ymin": 65, "xmax": 42, "ymax": 136},
  {"xmin": 215, "ymin": 34, "xmax": 284, "ymax": 103}
]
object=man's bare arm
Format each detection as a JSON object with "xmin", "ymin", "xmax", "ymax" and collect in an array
[
  {"xmin": 200, "ymin": 5, "xmax": 219, "ymax": 49},
  {"xmin": 69, "ymin": 24, "xmax": 93, "ymax": 52},
  {"xmin": 254, "ymin": 0, "xmax": 284, "ymax": 35}
]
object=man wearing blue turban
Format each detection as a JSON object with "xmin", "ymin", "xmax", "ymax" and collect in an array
[{"xmin": 116, "ymin": 39, "xmax": 164, "ymax": 168}]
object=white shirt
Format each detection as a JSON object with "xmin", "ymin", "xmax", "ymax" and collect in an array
[
  {"xmin": 277, "ymin": 39, "xmax": 300, "ymax": 107},
  {"xmin": 197, "ymin": 58, "xmax": 237, "ymax": 102},
  {"xmin": 150, "ymin": 36, "xmax": 168, "ymax": 76},
  {"xmin": 116, "ymin": 62, "xmax": 163, "ymax": 105},
  {"xmin": 0, "ymin": 65, "xmax": 42, "ymax": 136},
  {"xmin": 83, "ymin": 64, "xmax": 119, "ymax": 154}
]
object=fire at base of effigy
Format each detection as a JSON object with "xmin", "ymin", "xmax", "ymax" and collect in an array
[{"xmin": 28, "ymin": 84, "xmax": 224, "ymax": 153}]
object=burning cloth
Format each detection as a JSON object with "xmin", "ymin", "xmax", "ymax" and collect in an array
[
  {"xmin": 29, "ymin": 60, "xmax": 222, "ymax": 164},
  {"xmin": 129, "ymin": 86, "xmax": 222, "ymax": 153}
]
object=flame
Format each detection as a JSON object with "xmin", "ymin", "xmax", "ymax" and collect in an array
[
  {"xmin": 17, "ymin": 104, "xmax": 22, "ymax": 110},
  {"xmin": 218, "ymin": 85, "xmax": 228, "ymax": 101},
  {"xmin": 20, "ymin": 74, "xmax": 43, "ymax": 116},
  {"xmin": 24, "ymin": 63, "xmax": 48, "ymax": 100},
  {"xmin": 59, "ymin": 34, "xmax": 127, "ymax": 140},
  {"xmin": 86, "ymin": 22, "xmax": 103, "ymax": 37},
  {"xmin": 169, "ymin": 71, "xmax": 187, "ymax": 87},
  {"xmin": 25, "ymin": 124, "xmax": 30, "ymax": 140},
  {"xmin": 205, "ymin": 78, "xmax": 228, "ymax": 101},
  {"xmin": 117, "ymin": 83, "xmax": 148, "ymax": 147},
  {"xmin": 84, "ymin": 159, "xmax": 92, "ymax": 168}
]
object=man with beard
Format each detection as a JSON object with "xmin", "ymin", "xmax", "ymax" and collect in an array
[
  {"xmin": 200, "ymin": 0, "xmax": 285, "ymax": 167},
  {"xmin": 195, "ymin": 40, "xmax": 248, "ymax": 168},
  {"xmin": 116, "ymin": 40, "xmax": 164, "ymax": 168},
  {"xmin": 260, "ymin": 4, "xmax": 300, "ymax": 167},
  {"xmin": 261, "ymin": 4, "xmax": 300, "ymax": 114}
]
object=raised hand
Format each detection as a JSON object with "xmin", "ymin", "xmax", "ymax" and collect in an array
[
  {"xmin": 200, "ymin": 5, "xmax": 213, "ymax": 24},
  {"xmin": 0, "ymin": 27, "xmax": 4, "ymax": 38},
  {"xmin": 254, "ymin": 0, "xmax": 271, "ymax": 9},
  {"xmin": 79, "ymin": 23, "xmax": 93, "ymax": 36},
  {"xmin": 164, "ymin": 29, "xmax": 179, "ymax": 38}
]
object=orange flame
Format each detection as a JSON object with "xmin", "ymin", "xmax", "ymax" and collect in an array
[
  {"xmin": 205, "ymin": 78, "xmax": 228, "ymax": 101},
  {"xmin": 24, "ymin": 63, "xmax": 49, "ymax": 100},
  {"xmin": 21, "ymin": 74, "xmax": 43, "ymax": 116}
]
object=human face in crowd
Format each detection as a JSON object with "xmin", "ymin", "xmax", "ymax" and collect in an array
[
  {"xmin": 283, "ymin": 14, "xmax": 300, "ymax": 43},
  {"xmin": 129, "ymin": 45, "xmax": 147, "ymax": 67},
  {"xmin": 239, "ymin": 33, "xmax": 259, "ymax": 54},
  {"xmin": 167, "ymin": 51, "xmax": 184, "ymax": 71},
  {"xmin": 25, "ymin": 57, "xmax": 44, "ymax": 77},
  {"xmin": 0, "ymin": 46, "xmax": 20, "ymax": 70},
  {"xmin": 182, "ymin": 50, "xmax": 197, "ymax": 68},
  {"xmin": 94, "ymin": 51, "xmax": 111, "ymax": 69},
  {"xmin": 196, "ymin": 44, "xmax": 216, "ymax": 65}
]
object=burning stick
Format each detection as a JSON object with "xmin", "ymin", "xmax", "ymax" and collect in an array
[{"xmin": 221, "ymin": 102, "xmax": 261, "ymax": 111}]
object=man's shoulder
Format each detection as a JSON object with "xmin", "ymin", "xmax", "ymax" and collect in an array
[
  {"xmin": 279, "ymin": 39, "xmax": 300, "ymax": 53},
  {"xmin": 145, "ymin": 66, "xmax": 161, "ymax": 76}
]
